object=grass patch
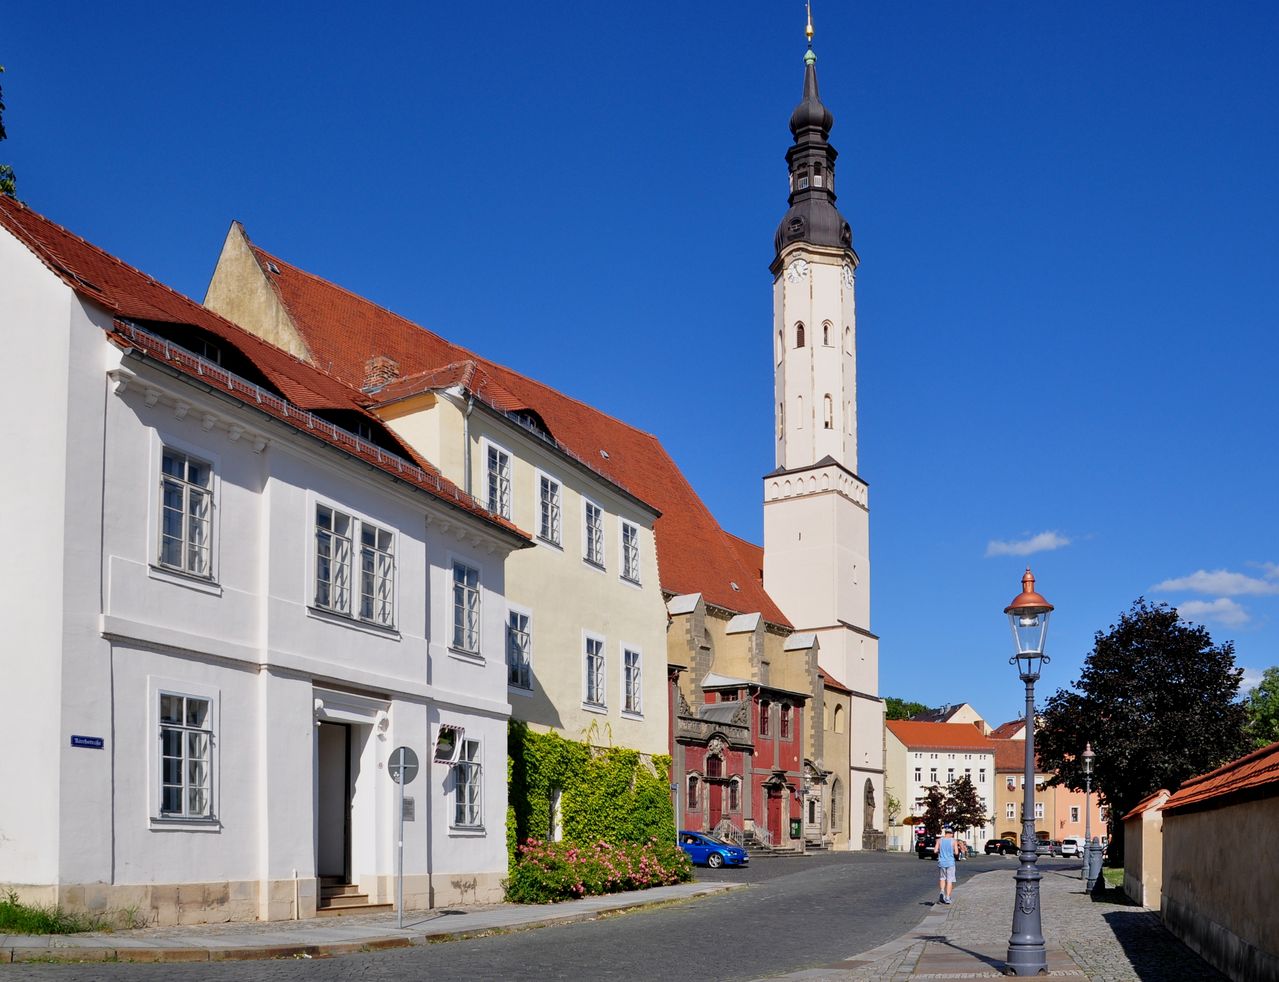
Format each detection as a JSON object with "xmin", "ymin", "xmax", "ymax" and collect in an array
[
  {"xmin": 1102, "ymin": 867, "xmax": 1123, "ymax": 888},
  {"xmin": 0, "ymin": 890, "xmax": 144, "ymax": 935}
]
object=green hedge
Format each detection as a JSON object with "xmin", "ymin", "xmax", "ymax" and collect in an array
[{"xmin": 507, "ymin": 722, "xmax": 676, "ymax": 864}]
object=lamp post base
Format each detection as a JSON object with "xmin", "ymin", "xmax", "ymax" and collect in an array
[{"xmin": 1005, "ymin": 856, "xmax": 1048, "ymax": 975}]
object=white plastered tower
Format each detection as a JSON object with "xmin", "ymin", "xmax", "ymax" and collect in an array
[{"xmin": 763, "ymin": 39, "xmax": 886, "ymax": 850}]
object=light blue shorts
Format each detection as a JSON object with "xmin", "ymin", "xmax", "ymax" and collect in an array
[{"xmin": 938, "ymin": 864, "xmax": 956, "ymax": 883}]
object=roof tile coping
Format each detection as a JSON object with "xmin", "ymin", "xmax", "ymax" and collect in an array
[
  {"xmin": 1121, "ymin": 789, "xmax": 1171, "ymax": 822},
  {"xmin": 1163, "ymin": 739, "xmax": 1279, "ymax": 815},
  {"xmin": 886, "ymin": 720, "xmax": 996, "ymax": 751}
]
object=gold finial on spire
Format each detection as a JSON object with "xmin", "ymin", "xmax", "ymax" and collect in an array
[{"xmin": 805, "ymin": 1, "xmax": 814, "ymax": 45}]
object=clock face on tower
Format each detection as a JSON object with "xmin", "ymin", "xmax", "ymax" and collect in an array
[
  {"xmin": 842, "ymin": 263, "xmax": 855, "ymax": 289},
  {"xmin": 785, "ymin": 259, "xmax": 810, "ymax": 283}
]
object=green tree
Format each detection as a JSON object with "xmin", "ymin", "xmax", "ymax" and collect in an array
[
  {"xmin": 1244, "ymin": 666, "xmax": 1279, "ymax": 749},
  {"xmin": 0, "ymin": 66, "xmax": 15, "ymax": 198},
  {"xmin": 885, "ymin": 697, "xmax": 930, "ymax": 721},
  {"xmin": 1036, "ymin": 598, "xmax": 1249, "ymax": 864},
  {"xmin": 919, "ymin": 784, "xmax": 946, "ymax": 836},
  {"xmin": 943, "ymin": 775, "xmax": 987, "ymax": 836}
]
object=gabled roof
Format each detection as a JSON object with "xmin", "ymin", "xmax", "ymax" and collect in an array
[
  {"xmin": 989, "ymin": 737, "xmax": 1029, "ymax": 771},
  {"xmin": 990, "ymin": 719, "xmax": 1027, "ymax": 740},
  {"xmin": 1122, "ymin": 788, "xmax": 1170, "ymax": 822},
  {"xmin": 0, "ymin": 198, "xmax": 528, "ymax": 544},
  {"xmin": 1163, "ymin": 740, "xmax": 1279, "ymax": 815},
  {"xmin": 886, "ymin": 721, "xmax": 994, "ymax": 752},
  {"xmin": 233, "ymin": 234, "xmax": 790, "ymax": 625}
]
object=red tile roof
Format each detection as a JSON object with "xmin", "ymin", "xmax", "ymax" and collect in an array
[
  {"xmin": 990, "ymin": 719, "xmax": 1027, "ymax": 740},
  {"xmin": 1121, "ymin": 788, "xmax": 1170, "ymax": 822},
  {"xmin": 990, "ymin": 737, "xmax": 1028, "ymax": 771},
  {"xmin": 886, "ymin": 720, "xmax": 994, "ymax": 751},
  {"xmin": 241, "ymin": 235, "xmax": 791, "ymax": 625},
  {"xmin": 820, "ymin": 669, "xmax": 852, "ymax": 694},
  {"xmin": 0, "ymin": 198, "xmax": 528, "ymax": 543},
  {"xmin": 1163, "ymin": 740, "xmax": 1279, "ymax": 815}
]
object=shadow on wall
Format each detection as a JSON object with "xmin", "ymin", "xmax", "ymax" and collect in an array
[{"xmin": 1101, "ymin": 910, "xmax": 1227, "ymax": 981}]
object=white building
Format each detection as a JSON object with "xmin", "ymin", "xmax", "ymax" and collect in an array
[
  {"xmin": 884, "ymin": 721, "xmax": 996, "ymax": 852},
  {"xmin": 0, "ymin": 197, "xmax": 529, "ymax": 924},
  {"xmin": 763, "ymin": 37, "xmax": 886, "ymax": 848}
]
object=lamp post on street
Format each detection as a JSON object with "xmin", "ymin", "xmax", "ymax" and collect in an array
[
  {"xmin": 1082, "ymin": 742, "xmax": 1098, "ymax": 891},
  {"xmin": 1004, "ymin": 568, "xmax": 1053, "ymax": 977}
]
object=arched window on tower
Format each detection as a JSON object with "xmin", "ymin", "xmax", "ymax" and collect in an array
[
  {"xmin": 833, "ymin": 704, "xmax": 845, "ymax": 733},
  {"xmin": 813, "ymin": 162, "xmax": 824, "ymax": 188},
  {"xmin": 844, "ymin": 325, "xmax": 851, "ymax": 353},
  {"xmin": 795, "ymin": 323, "xmax": 806, "ymax": 348},
  {"xmin": 778, "ymin": 402, "xmax": 784, "ymax": 439},
  {"xmin": 796, "ymin": 395, "xmax": 804, "ymax": 429},
  {"xmin": 823, "ymin": 321, "xmax": 832, "ymax": 346},
  {"xmin": 777, "ymin": 329, "xmax": 783, "ymax": 364},
  {"xmin": 823, "ymin": 394, "xmax": 833, "ymax": 430}
]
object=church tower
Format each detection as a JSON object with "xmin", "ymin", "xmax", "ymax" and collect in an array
[{"xmin": 763, "ymin": 17, "xmax": 884, "ymax": 848}]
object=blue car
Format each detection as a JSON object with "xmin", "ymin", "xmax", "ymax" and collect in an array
[{"xmin": 679, "ymin": 831, "xmax": 749, "ymax": 868}]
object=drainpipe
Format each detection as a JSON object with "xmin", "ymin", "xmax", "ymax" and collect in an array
[{"xmin": 462, "ymin": 392, "xmax": 475, "ymax": 497}]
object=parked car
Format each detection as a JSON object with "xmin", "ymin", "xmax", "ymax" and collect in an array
[
  {"xmin": 985, "ymin": 837, "xmax": 1017, "ymax": 856},
  {"xmin": 1060, "ymin": 836, "xmax": 1084, "ymax": 857},
  {"xmin": 678, "ymin": 831, "xmax": 749, "ymax": 868},
  {"xmin": 1034, "ymin": 838, "xmax": 1061, "ymax": 857},
  {"xmin": 916, "ymin": 834, "xmax": 936, "ymax": 859}
]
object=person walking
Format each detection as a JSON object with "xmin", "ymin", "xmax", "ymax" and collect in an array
[{"xmin": 936, "ymin": 825, "xmax": 957, "ymax": 905}]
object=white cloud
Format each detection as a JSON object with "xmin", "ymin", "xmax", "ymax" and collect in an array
[
  {"xmin": 984, "ymin": 531, "xmax": 1070, "ymax": 558},
  {"xmin": 1151, "ymin": 569, "xmax": 1279, "ymax": 597},
  {"xmin": 1177, "ymin": 598, "xmax": 1250, "ymax": 628},
  {"xmin": 1240, "ymin": 666, "xmax": 1267, "ymax": 693}
]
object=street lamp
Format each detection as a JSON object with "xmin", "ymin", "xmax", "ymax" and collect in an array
[
  {"xmin": 1082, "ymin": 742, "xmax": 1095, "ymax": 890},
  {"xmin": 1004, "ymin": 568, "xmax": 1053, "ymax": 977}
]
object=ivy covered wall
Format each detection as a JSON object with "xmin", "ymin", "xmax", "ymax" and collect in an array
[{"xmin": 507, "ymin": 722, "xmax": 676, "ymax": 862}]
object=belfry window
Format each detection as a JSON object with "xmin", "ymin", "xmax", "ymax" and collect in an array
[
  {"xmin": 823, "ymin": 395, "xmax": 833, "ymax": 430},
  {"xmin": 795, "ymin": 323, "xmax": 805, "ymax": 348},
  {"xmin": 823, "ymin": 321, "xmax": 831, "ymax": 346},
  {"xmin": 797, "ymin": 171, "xmax": 810, "ymax": 190},
  {"xmin": 813, "ymin": 163, "xmax": 824, "ymax": 188}
]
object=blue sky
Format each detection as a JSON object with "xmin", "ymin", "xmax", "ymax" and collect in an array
[{"xmin": 7, "ymin": 1, "xmax": 1277, "ymax": 726}]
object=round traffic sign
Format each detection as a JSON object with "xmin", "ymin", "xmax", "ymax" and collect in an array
[{"xmin": 389, "ymin": 746, "xmax": 419, "ymax": 785}]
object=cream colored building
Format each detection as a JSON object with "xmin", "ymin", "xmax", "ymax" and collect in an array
[
  {"xmin": 761, "ymin": 38, "xmax": 886, "ymax": 851},
  {"xmin": 206, "ymin": 227, "xmax": 670, "ymax": 757},
  {"xmin": 885, "ymin": 721, "xmax": 996, "ymax": 852}
]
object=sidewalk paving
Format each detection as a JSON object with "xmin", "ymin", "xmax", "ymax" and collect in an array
[
  {"xmin": 775, "ymin": 866, "xmax": 1227, "ymax": 981},
  {"xmin": 1, "ymin": 881, "xmax": 743, "ymax": 964}
]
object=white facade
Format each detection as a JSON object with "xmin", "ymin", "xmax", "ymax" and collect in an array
[
  {"xmin": 884, "ymin": 729, "xmax": 996, "ymax": 853},
  {"xmin": 0, "ymin": 223, "xmax": 524, "ymax": 923}
]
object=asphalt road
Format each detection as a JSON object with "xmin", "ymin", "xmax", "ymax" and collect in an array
[{"xmin": 7, "ymin": 852, "xmax": 1050, "ymax": 982}]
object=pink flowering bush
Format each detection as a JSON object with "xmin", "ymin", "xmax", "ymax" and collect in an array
[{"xmin": 505, "ymin": 836, "xmax": 693, "ymax": 904}]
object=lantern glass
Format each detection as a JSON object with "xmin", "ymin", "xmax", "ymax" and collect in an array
[{"xmin": 1008, "ymin": 607, "xmax": 1050, "ymax": 656}]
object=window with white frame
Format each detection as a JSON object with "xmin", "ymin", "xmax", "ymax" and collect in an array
[
  {"xmin": 507, "ymin": 610, "xmax": 532, "ymax": 689},
  {"xmin": 584, "ymin": 635, "xmax": 605, "ymax": 706},
  {"xmin": 914, "ymin": 767, "xmax": 922, "ymax": 782},
  {"xmin": 486, "ymin": 444, "xmax": 512, "ymax": 519},
  {"xmin": 1070, "ymin": 806, "xmax": 1080, "ymax": 823},
  {"xmin": 158, "ymin": 692, "xmax": 213, "ymax": 819},
  {"xmin": 623, "ymin": 648, "xmax": 641, "ymax": 714},
  {"xmin": 1006, "ymin": 802, "xmax": 1016, "ymax": 820},
  {"xmin": 584, "ymin": 501, "xmax": 604, "ymax": 567},
  {"xmin": 930, "ymin": 768, "xmax": 938, "ymax": 783},
  {"xmin": 452, "ymin": 561, "xmax": 481, "ymax": 653},
  {"xmin": 315, "ymin": 504, "xmax": 395, "ymax": 626},
  {"xmin": 538, "ymin": 474, "xmax": 561, "ymax": 544},
  {"xmin": 159, "ymin": 448, "xmax": 213, "ymax": 578},
  {"xmin": 980, "ymin": 768, "xmax": 987, "ymax": 783},
  {"xmin": 621, "ymin": 522, "xmax": 642, "ymax": 584},
  {"xmin": 947, "ymin": 768, "xmax": 954, "ymax": 782},
  {"xmin": 1034, "ymin": 801, "xmax": 1044, "ymax": 820},
  {"xmin": 1007, "ymin": 776, "xmax": 1016, "ymax": 791},
  {"xmin": 451, "ymin": 739, "xmax": 482, "ymax": 828}
]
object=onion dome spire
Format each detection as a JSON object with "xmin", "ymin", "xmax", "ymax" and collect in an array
[{"xmin": 773, "ymin": 5, "xmax": 852, "ymax": 258}]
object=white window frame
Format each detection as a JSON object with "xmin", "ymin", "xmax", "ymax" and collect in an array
[
  {"xmin": 148, "ymin": 675, "xmax": 219, "ymax": 829},
  {"xmin": 621, "ymin": 645, "xmax": 642, "ymax": 717},
  {"xmin": 451, "ymin": 558, "xmax": 482, "ymax": 656},
  {"xmin": 451, "ymin": 738, "xmax": 483, "ymax": 830},
  {"xmin": 311, "ymin": 497, "xmax": 398, "ymax": 629},
  {"xmin": 483, "ymin": 438, "xmax": 512, "ymax": 520},
  {"xmin": 1006, "ymin": 802, "xmax": 1016, "ymax": 820},
  {"xmin": 536, "ymin": 470, "xmax": 562, "ymax": 547},
  {"xmin": 506, "ymin": 604, "xmax": 533, "ymax": 691},
  {"xmin": 620, "ymin": 520, "xmax": 641, "ymax": 585},
  {"xmin": 157, "ymin": 445, "xmax": 215, "ymax": 580},
  {"xmin": 1070, "ymin": 806, "xmax": 1080, "ymax": 823},
  {"xmin": 583, "ymin": 631, "xmax": 606, "ymax": 710},
  {"xmin": 1034, "ymin": 801, "xmax": 1044, "ymax": 820},
  {"xmin": 582, "ymin": 497, "xmax": 605, "ymax": 569},
  {"xmin": 149, "ymin": 433, "xmax": 221, "ymax": 592},
  {"xmin": 980, "ymin": 768, "xmax": 987, "ymax": 783}
]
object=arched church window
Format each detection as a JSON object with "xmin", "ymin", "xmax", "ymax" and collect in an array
[
  {"xmin": 729, "ymin": 778, "xmax": 740, "ymax": 811},
  {"xmin": 796, "ymin": 395, "xmax": 804, "ymax": 429},
  {"xmin": 831, "ymin": 777, "xmax": 843, "ymax": 828},
  {"xmin": 844, "ymin": 326, "xmax": 851, "ymax": 352},
  {"xmin": 795, "ymin": 323, "xmax": 805, "ymax": 348},
  {"xmin": 823, "ymin": 394, "xmax": 833, "ymax": 430},
  {"xmin": 833, "ymin": 704, "xmax": 845, "ymax": 733},
  {"xmin": 777, "ymin": 329, "xmax": 783, "ymax": 364},
  {"xmin": 823, "ymin": 321, "xmax": 832, "ymax": 346},
  {"xmin": 688, "ymin": 774, "xmax": 700, "ymax": 809},
  {"xmin": 778, "ymin": 403, "xmax": 784, "ymax": 439},
  {"xmin": 706, "ymin": 754, "xmax": 723, "ymax": 779}
]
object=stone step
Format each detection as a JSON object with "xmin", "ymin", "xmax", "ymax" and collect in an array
[
  {"xmin": 319, "ymin": 882, "xmax": 364, "ymax": 898},
  {"xmin": 316, "ymin": 900, "xmax": 395, "ymax": 917}
]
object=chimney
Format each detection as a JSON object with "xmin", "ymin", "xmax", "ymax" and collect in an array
[{"xmin": 362, "ymin": 355, "xmax": 400, "ymax": 391}]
